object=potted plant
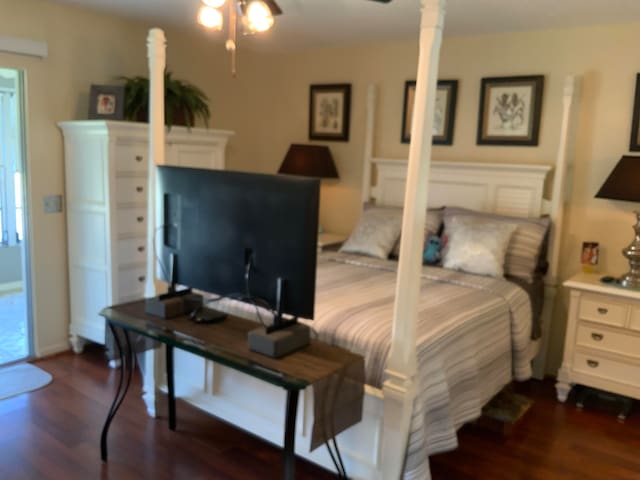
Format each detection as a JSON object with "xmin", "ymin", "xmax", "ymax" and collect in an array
[{"xmin": 121, "ymin": 71, "xmax": 210, "ymax": 128}]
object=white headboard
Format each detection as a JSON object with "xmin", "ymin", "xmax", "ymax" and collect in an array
[{"xmin": 367, "ymin": 158, "xmax": 551, "ymax": 218}]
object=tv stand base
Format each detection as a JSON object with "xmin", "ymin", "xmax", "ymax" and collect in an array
[{"xmin": 248, "ymin": 323, "xmax": 310, "ymax": 358}]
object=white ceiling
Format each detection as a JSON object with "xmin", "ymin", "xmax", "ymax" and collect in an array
[{"xmin": 51, "ymin": 0, "xmax": 640, "ymax": 52}]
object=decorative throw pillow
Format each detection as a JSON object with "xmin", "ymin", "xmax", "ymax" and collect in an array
[
  {"xmin": 442, "ymin": 216, "xmax": 517, "ymax": 277},
  {"xmin": 423, "ymin": 234, "xmax": 442, "ymax": 265},
  {"xmin": 443, "ymin": 207, "xmax": 551, "ymax": 283},
  {"xmin": 340, "ymin": 206, "xmax": 402, "ymax": 259},
  {"xmin": 390, "ymin": 207, "xmax": 444, "ymax": 258}
]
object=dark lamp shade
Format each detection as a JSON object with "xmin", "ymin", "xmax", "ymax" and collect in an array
[
  {"xmin": 278, "ymin": 144, "xmax": 339, "ymax": 179},
  {"xmin": 595, "ymin": 155, "xmax": 640, "ymax": 202}
]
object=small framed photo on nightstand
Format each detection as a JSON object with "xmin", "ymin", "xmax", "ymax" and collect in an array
[{"xmin": 581, "ymin": 241, "xmax": 599, "ymax": 272}]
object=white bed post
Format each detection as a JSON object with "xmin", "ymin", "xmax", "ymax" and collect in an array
[
  {"xmin": 381, "ymin": 1, "xmax": 446, "ymax": 478},
  {"xmin": 141, "ymin": 28, "xmax": 166, "ymax": 416},
  {"xmin": 531, "ymin": 75, "xmax": 575, "ymax": 379},
  {"xmin": 361, "ymin": 85, "xmax": 376, "ymax": 205}
]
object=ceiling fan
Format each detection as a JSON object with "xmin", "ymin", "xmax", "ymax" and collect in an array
[
  {"xmin": 259, "ymin": 0, "xmax": 392, "ymax": 16},
  {"xmin": 197, "ymin": 0, "xmax": 393, "ymax": 75}
]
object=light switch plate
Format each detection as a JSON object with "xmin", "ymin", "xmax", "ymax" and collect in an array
[{"xmin": 43, "ymin": 194, "xmax": 63, "ymax": 213}]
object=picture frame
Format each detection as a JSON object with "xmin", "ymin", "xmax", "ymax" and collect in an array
[
  {"xmin": 401, "ymin": 79, "xmax": 458, "ymax": 145},
  {"xmin": 88, "ymin": 84, "xmax": 125, "ymax": 120},
  {"xmin": 309, "ymin": 84, "xmax": 351, "ymax": 142},
  {"xmin": 476, "ymin": 75, "xmax": 544, "ymax": 146},
  {"xmin": 629, "ymin": 74, "xmax": 640, "ymax": 151}
]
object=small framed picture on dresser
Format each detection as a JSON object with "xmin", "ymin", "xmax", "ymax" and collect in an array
[{"xmin": 88, "ymin": 84, "xmax": 125, "ymax": 120}]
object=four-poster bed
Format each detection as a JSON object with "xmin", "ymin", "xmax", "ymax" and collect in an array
[{"xmin": 138, "ymin": 0, "xmax": 576, "ymax": 478}]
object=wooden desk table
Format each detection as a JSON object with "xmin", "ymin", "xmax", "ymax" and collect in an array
[{"xmin": 99, "ymin": 300, "xmax": 363, "ymax": 479}]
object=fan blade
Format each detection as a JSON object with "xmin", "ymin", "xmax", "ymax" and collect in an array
[{"xmin": 264, "ymin": 0, "xmax": 283, "ymax": 15}]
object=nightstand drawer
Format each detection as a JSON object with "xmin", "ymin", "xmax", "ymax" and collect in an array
[
  {"xmin": 573, "ymin": 352, "xmax": 640, "ymax": 388},
  {"xmin": 579, "ymin": 294, "xmax": 627, "ymax": 327},
  {"xmin": 576, "ymin": 324, "xmax": 640, "ymax": 359}
]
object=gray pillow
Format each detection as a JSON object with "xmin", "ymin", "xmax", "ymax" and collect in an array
[
  {"xmin": 340, "ymin": 206, "xmax": 402, "ymax": 259},
  {"xmin": 443, "ymin": 206, "xmax": 550, "ymax": 283}
]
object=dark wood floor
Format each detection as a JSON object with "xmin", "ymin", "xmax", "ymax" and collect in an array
[{"xmin": 1, "ymin": 346, "xmax": 639, "ymax": 480}]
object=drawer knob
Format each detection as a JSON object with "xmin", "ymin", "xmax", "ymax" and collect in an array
[
  {"xmin": 138, "ymin": 275, "xmax": 145, "ymax": 282},
  {"xmin": 597, "ymin": 307, "xmax": 608, "ymax": 314},
  {"xmin": 591, "ymin": 332, "xmax": 604, "ymax": 341},
  {"xmin": 137, "ymin": 216, "xmax": 144, "ymax": 223},
  {"xmin": 137, "ymin": 246, "xmax": 145, "ymax": 252},
  {"xmin": 587, "ymin": 359, "xmax": 599, "ymax": 368},
  {"xmin": 135, "ymin": 155, "xmax": 143, "ymax": 162},
  {"xmin": 136, "ymin": 186, "xmax": 144, "ymax": 193}
]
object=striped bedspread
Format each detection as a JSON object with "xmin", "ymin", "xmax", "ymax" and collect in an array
[{"xmin": 212, "ymin": 251, "xmax": 534, "ymax": 479}]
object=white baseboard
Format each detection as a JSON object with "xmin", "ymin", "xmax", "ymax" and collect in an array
[{"xmin": 36, "ymin": 342, "xmax": 70, "ymax": 358}]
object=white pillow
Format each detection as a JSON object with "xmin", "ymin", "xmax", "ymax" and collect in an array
[
  {"xmin": 442, "ymin": 216, "xmax": 517, "ymax": 277},
  {"xmin": 340, "ymin": 207, "xmax": 402, "ymax": 259}
]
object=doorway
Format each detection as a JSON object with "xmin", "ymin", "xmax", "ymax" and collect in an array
[{"xmin": 0, "ymin": 68, "xmax": 31, "ymax": 365}]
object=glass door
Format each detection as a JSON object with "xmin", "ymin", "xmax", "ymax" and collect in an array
[{"xmin": 0, "ymin": 68, "xmax": 31, "ymax": 365}]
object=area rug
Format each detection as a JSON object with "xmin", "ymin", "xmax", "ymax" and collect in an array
[{"xmin": 0, "ymin": 363, "xmax": 52, "ymax": 400}]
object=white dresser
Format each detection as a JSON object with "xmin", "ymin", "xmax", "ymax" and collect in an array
[
  {"xmin": 556, "ymin": 272, "xmax": 640, "ymax": 402},
  {"xmin": 59, "ymin": 121, "xmax": 233, "ymax": 353}
]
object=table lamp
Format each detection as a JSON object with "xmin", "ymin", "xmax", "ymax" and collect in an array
[
  {"xmin": 595, "ymin": 155, "xmax": 640, "ymax": 288},
  {"xmin": 278, "ymin": 144, "xmax": 339, "ymax": 179},
  {"xmin": 278, "ymin": 144, "xmax": 339, "ymax": 233}
]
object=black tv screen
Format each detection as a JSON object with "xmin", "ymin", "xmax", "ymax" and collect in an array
[{"xmin": 156, "ymin": 166, "xmax": 320, "ymax": 320}]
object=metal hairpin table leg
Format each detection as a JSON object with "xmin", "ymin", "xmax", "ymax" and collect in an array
[
  {"xmin": 166, "ymin": 344, "xmax": 176, "ymax": 431},
  {"xmin": 100, "ymin": 323, "xmax": 134, "ymax": 461},
  {"xmin": 283, "ymin": 389, "xmax": 299, "ymax": 480}
]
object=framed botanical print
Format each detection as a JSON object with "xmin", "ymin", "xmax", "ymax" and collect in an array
[
  {"xmin": 309, "ymin": 84, "xmax": 351, "ymax": 142},
  {"xmin": 630, "ymin": 74, "xmax": 640, "ymax": 151},
  {"xmin": 477, "ymin": 75, "xmax": 544, "ymax": 146},
  {"xmin": 401, "ymin": 79, "xmax": 458, "ymax": 145}
]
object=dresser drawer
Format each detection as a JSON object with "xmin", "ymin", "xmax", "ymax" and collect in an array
[
  {"xmin": 630, "ymin": 307, "xmax": 640, "ymax": 332},
  {"xmin": 117, "ymin": 266, "xmax": 147, "ymax": 300},
  {"xmin": 116, "ymin": 238, "xmax": 147, "ymax": 266},
  {"xmin": 114, "ymin": 143, "xmax": 147, "ymax": 173},
  {"xmin": 116, "ymin": 207, "xmax": 147, "ymax": 236},
  {"xmin": 573, "ymin": 351, "xmax": 640, "ymax": 389},
  {"xmin": 115, "ymin": 177, "xmax": 148, "ymax": 205},
  {"xmin": 578, "ymin": 294, "xmax": 627, "ymax": 327},
  {"xmin": 576, "ymin": 323, "xmax": 640, "ymax": 360}
]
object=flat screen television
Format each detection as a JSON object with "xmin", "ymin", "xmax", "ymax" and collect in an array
[{"xmin": 155, "ymin": 166, "xmax": 320, "ymax": 356}]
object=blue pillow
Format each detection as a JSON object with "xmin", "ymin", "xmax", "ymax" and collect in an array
[{"xmin": 423, "ymin": 234, "xmax": 442, "ymax": 265}]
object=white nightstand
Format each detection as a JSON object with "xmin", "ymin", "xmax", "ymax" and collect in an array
[
  {"xmin": 556, "ymin": 273, "xmax": 640, "ymax": 408},
  {"xmin": 317, "ymin": 232, "xmax": 346, "ymax": 252}
]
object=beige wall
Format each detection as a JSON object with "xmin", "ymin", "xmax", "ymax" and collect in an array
[
  {"xmin": 0, "ymin": 0, "xmax": 153, "ymax": 355},
  {"xmin": 182, "ymin": 23, "xmax": 640, "ymax": 375},
  {"xmin": 5, "ymin": 0, "xmax": 640, "ymax": 376}
]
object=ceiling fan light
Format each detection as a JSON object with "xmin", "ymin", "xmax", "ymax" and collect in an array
[
  {"xmin": 197, "ymin": 5, "xmax": 223, "ymax": 30},
  {"xmin": 202, "ymin": 0, "xmax": 226, "ymax": 7},
  {"xmin": 245, "ymin": 0, "xmax": 274, "ymax": 33}
]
